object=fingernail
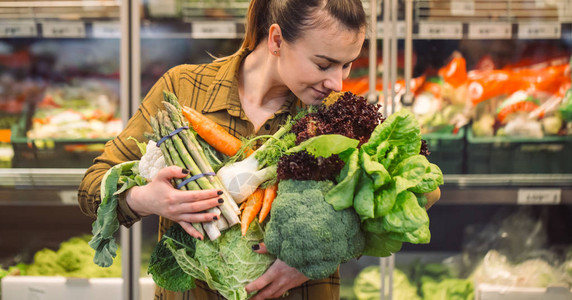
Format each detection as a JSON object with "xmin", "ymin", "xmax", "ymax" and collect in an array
[
  {"xmin": 213, "ymin": 216, "xmax": 218, "ymax": 220},
  {"xmin": 182, "ymin": 169, "xmax": 190, "ymax": 174},
  {"xmin": 251, "ymin": 244, "xmax": 260, "ymax": 251},
  {"xmin": 198, "ymin": 236, "xmax": 203, "ymax": 241},
  {"xmin": 218, "ymin": 198, "xmax": 224, "ymax": 204},
  {"xmin": 217, "ymin": 190, "xmax": 223, "ymax": 195}
]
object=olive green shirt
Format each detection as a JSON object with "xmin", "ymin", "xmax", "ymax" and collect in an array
[{"xmin": 78, "ymin": 49, "xmax": 340, "ymax": 300}]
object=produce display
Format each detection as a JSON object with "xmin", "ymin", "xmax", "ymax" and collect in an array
[
  {"xmin": 88, "ymin": 91, "xmax": 443, "ymax": 299},
  {"xmin": 343, "ymin": 55, "xmax": 572, "ymax": 138},
  {"xmin": 352, "ymin": 263, "xmax": 474, "ymax": 300},
  {"xmin": 26, "ymin": 80, "xmax": 122, "ymax": 140},
  {"xmin": 0, "ymin": 235, "xmax": 122, "ymax": 279}
]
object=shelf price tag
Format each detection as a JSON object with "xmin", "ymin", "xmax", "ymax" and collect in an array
[
  {"xmin": 42, "ymin": 22, "xmax": 86, "ymax": 38},
  {"xmin": 192, "ymin": 21, "xmax": 237, "ymax": 39},
  {"xmin": 376, "ymin": 21, "xmax": 406, "ymax": 38},
  {"xmin": 0, "ymin": 22, "xmax": 37, "ymax": 37},
  {"xmin": 517, "ymin": 188, "xmax": 561, "ymax": 205},
  {"xmin": 468, "ymin": 23, "xmax": 511, "ymax": 39},
  {"xmin": 518, "ymin": 23, "xmax": 561, "ymax": 39},
  {"xmin": 451, "ymin": 0, "xmax": 475, "ymax": 16},
  {"xmin": 92, "ymin": 22, "xmax": 121, "ymax": 38},
  {"xmin": 418, "ymin": 22, "xmax": 462, "ymax": 39},
  {"xmin": 58, "ymin": 190, "xmax": 79, "ymax": 205}
]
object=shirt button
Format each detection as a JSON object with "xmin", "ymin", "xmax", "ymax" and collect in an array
[{"xmin": 264, "ymin": 124, "xmax": 271, "ymax": 130}]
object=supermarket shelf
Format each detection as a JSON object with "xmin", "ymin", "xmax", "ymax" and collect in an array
[
  {"xmin": 1, "ymin": 170, "xmax": 571, "ymax": 205},
  {"xmin": 412, "ymin": 21, "xmax": 572, "ymax": 40},
  {"xmin": 441, "ymin": 174, "xmax": 572, "ymax": 205},
  {"xmin": 0, "ymin": 0, "xmax": 119, "ymax": 21},
  {"xmin": 0, "ymin": 168, "xmax": 85, "ymax": 188}
]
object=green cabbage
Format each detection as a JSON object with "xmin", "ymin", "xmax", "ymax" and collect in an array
[{"xmin": 151, "ymin": 221, "xmax": 274, "ymax": 300}]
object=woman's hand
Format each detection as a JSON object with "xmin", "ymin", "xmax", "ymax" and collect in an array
[
  {"xmin": 126, "ymin": 166, "xmax": 223, "ymax": 239},
  {"xmin": 425, "ymin": 187, "xmax": 441, "ymax": 210},
  {"xmin": 245, "ymin": 243, "xmax": 309, "ymax": 300}
]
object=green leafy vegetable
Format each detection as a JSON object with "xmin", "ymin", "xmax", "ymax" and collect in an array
[
  {"xmin": 161, "ymin": 221, "xmax": 274, "ymax": 300},
  {"xmin": 89, "ymin": 161, "xmax": 145, "ymax": 267},
  {"xmin": 353, "ymin": 266, "xmax": 420, "ymax": 300},
  {"xmin": 148, "ymin": 224, "xmax": 197, "ymax": 292}
]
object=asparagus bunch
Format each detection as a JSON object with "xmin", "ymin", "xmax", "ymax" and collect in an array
[{"xmin": 149, "ymin": 92, "xmax": 241, "ymax": 240}]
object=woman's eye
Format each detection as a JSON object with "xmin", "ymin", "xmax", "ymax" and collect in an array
[
  {"xmin": 343, "ymin": 63, "xmax": 352, "ymax": 69},
  {"xmin": 317, "ymin": 64, "xmax": 330, "ymax": 71}
]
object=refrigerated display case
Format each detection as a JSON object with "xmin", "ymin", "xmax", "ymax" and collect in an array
[{"xmin": 0, "ymin": 0, "xmax": 137, "ymax": 299}]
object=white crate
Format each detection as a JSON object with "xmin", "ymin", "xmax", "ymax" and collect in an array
[
  {"xmin": 476, "ymin": 283, "xmax": 572, "ymax": 300},
  {"xmin": 2, "ymin": 276, "xmax": 154, "ymax": 300}
]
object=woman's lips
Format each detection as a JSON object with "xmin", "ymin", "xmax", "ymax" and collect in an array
[{"xmin": 312, "ymin": 87, "xmax": 328, "ymax": 99}]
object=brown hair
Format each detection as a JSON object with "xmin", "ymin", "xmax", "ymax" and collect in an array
[{"xmin": 241, "ymin": 0, "xmax": 366, "ymax": 51}]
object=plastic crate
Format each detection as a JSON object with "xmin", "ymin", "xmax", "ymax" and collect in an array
[
  {"xmin": 422, "ymin": 127, "xmax": 466, "ymax": 175},
  {"xmin": 10, "ymin": 111, "xmax": 109, "ymax": 169},
  {"xmin": 466, "ymin": 128, "xmax": 572, "ymax": 174}
]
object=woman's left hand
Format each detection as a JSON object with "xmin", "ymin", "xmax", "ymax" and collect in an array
[{"xmin": 245, "ymin": 243, "xmax": 308, "ymax": 300}]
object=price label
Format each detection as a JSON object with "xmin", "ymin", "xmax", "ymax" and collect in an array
[
  {"xmin": 451, "ymin": 0, "xmax": 475, "ymax": 16},
  {"xmin": 517, "ymin": 188, "xmax": 561, "ymax": 205},
  {"xmin": 557, "ymin": 1, "xmax": 572, "ymax": 21},
  {"xmin": 376, "ymin": 21, "xmax": 406, "ymax": 38},
  {"xmin": 518, "ymin": 23, "xmax": 560, "ymax": 39},
  {"xmin": 58, "ymin": 190, "xmax": 79, "ymax": 205},
  {"xmin": 27, "ymin": 287, "xmax": 46, "ymax": 300},
  {"xmin": 42, "ymin": 22, "xmax": 86, "ymax": 38},
  {"xmin": 418, "ymin": 22, "xmax": 462, "ymax": 39},
  {"xmin": 92, "ymin": 22, "xmax": 121, "ymax": 38},
  {"xmin": 0, "ymin": 22, "xmax": 37, "ymax": 37},
  {"xmin": 468, "ymin": 23, "xmax": 511, "ymax": 39},
  {"xmin": 192, "ymin": 21, "xmax": 237, "ymax": 39}
]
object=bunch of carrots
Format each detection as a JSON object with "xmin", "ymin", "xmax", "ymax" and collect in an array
[{"xmin": 182, "ymin": 104, "xmax": 278, "ymax": 236}]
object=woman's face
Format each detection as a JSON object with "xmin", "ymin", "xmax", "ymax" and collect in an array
[{"xmin": 278, "ymin": 18, "xmax": 366, "ymax": 105}]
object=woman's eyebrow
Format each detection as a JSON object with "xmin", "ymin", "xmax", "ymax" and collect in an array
[{"xmin": 315, "ymin": 54, "xmax": 359, "ymax": 65}]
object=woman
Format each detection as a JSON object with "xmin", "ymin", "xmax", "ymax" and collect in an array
[{"xmin": 79, "ymin": 0, "xmax": 368, "ymax": 298}]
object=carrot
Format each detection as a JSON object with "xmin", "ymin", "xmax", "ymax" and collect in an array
[
  {"xmin": 258, "ymin": 183, "xmax": 278, "ymax": 223},
  {"xmin": 241, "ymin": 188, "xmax": 265, "ymax": 236},
  {"xmin": 181, "ymin": 106, "xmax": 254, "ymax": 157}
]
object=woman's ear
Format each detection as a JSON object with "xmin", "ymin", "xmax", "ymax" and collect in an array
[{"xmin": 267, "ymin": 24, "xmax": 282, "ymax": 56}]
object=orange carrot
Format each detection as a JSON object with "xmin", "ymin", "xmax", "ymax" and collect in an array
[
  {"xmin": 181, "ymin": 106, "xmax": 254, "ymax": 157},
  {"xmin": 241, "ymin": 188, "xmax": 265, "ymax": 236},
  {"xmin": 258, "ymin": 183, "xmax": 278, "ymax": 223}
]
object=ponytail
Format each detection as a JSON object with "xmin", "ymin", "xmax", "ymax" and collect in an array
[{"xmin": 241, "ymin": 0, "xmax": 271, "ymax": 51}]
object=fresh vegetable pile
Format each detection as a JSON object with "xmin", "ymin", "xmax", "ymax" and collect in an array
[{"xmin": 89, "ymin": 91, "xmax": 443, "ymax": 299}]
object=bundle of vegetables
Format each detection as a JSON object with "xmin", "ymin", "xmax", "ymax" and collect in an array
[
  {"xmin": 146, "ymin": 92, "xmax": 241, "ymax": 240},
  {"xmin": 89, "ymin": 91, "xmax": 242, "ymax": 268},
  {"xmin": 261, "ymin": 103, "xmax": 442, "ymax": 279},
  {"xmin": 90, "ymin": 89, "xmax": 442, "ymax": 299}
]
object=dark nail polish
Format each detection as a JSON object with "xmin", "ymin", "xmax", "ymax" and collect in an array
[
  {"xmin": 182, "ymin": 169, "xmax": 190, "ymax": 174},
  {"xmin": 198, "ymin": 236, "xmax": 203, "ymax": 241},
  {"xmin": 217, "ymin": 190, "xmax": 223, "ymax": 195},
  {"xmin": 251, "ymin": 244, "xmax": 260, "ymax": 251},
  {"xmin": 218, "ymin": 198, "xmax": 224, "ymax": 204},
  {"xmin": 213, "ymin": 215, "xmax": 218, "ymax": 220}
]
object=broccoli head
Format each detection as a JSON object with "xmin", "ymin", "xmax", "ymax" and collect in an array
[{"xmin": 264, "ymin": 180, "xmax": 365, "ymax": 280}]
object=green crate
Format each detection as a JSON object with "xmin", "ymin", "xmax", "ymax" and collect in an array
[
  {"xmin": 10, "ymin": 110, "xmax": 109, "ymax": 168},
  {"xmin": 422, "ymin": 127, "xmax": 466, "ymax": 175},
  {"xmin": 466, "ymin": 128, "xmax": 572, "ymax": 174}
]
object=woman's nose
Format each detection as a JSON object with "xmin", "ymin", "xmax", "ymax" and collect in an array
[{"xmin": 323, "ymin": 68, "xmax": 344, "ymax": 92}]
